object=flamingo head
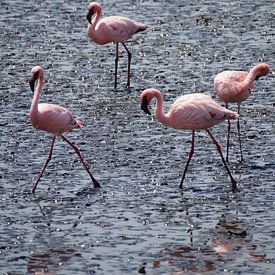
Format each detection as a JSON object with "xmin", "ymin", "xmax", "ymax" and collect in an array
[
  {"xmin": 87, "ymin": 2, "xmax": 101, "ymax": 24},
  {"xmin": 75, "ymin": 120, "xmax": 84, "ymax": 129},
  {"xmin": 254, "ymin": 63, "xmax": 270, "ymax": 80},
  {"xmin": 140, "ymin": 88, "xmax": 160, "ymax": 115},
  {"xmin": 141, "ymin": 94, "xmax": 151, "ymax": 115},
  {"xmin": 29, "ymin": 66, "xmax": 43, "ymax": 92}
]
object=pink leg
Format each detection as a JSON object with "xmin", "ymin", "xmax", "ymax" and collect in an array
[
  {"xmin": 32, "ymin": 136, "xmax": 56, "ymax": 194},
  {"xmin": 179, "ymin": 130, "xmax": 195, "ymax": 189},
  {"xmin": 61, "ymin": 135, "xmax": 101, "ymax": 188},
  {"xmin": 122, "ymin": 42, "xmax": 132, "ymax": 88},
  {"xmin": 237, "ymin": 104, "xmax": 245, "ymax": 163},
  {"xmin": 226, "ymin": 118, "xmax": 231, "ymax": 162},
  {"xmin": 114, "ymin": 43, "xmax": 119, "ymax": 89},
  {"xmin": 225, "ymin": 103, "xmax": 230, "ymax": 162},
  {"xmin": 206, "ymin": 129, "xmax": 237, "ymax": 191}
]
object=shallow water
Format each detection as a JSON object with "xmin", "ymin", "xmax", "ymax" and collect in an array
[{"xmin": 0, "ymin": 0, "xmax": 274, "ymax": 274}]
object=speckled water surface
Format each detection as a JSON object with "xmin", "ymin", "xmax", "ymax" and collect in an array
[{"xmin": 0, "ymin": 0, "xmax": 274, "ymax": 274}]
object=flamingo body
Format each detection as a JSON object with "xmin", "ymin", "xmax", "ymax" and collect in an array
[
  {"xmin": 141, "ymin": 88, "xmax": 239, "ymax": 190},
  {"xmin": 87, "ymin": 2, "xmax": 147, "ymax": 88},
  {"xmin": 141, "ymin": 90, "xmax": 239, "ymax": 130},
  {"xmin": 30, "ymin": 103, "xmax": 83, "ymax": 136},
  {"xmin": 214, "ymin": 71, "xmax": 249, "ymax": 103},
  {"xmin": 214, "ymin": 63, "xmax": 269, "ymax": 104},
  {"xmin": 29, "ymin": 66, "xmax": 100, "ymax": 193},
  {"xmin": 87, "ymin": 14, "xmax": 147, "ymax": 45},
  {"xmin": 214, "ymin": 63, "xmax": 270, "ymax": 162}
]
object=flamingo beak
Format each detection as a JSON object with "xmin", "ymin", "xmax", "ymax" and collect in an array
[
  {"xmin": 141, "ymin": 96, "xmax": 151, "ymax": 115},
  {"xmin": 29, "ymin": 72, "xmax": 39, "ymax": 92},
  {"xmin": 86, "ymin": 11, "xmax": 93, "ymax": 24},
  {"xmin": 29, "ymin": 78, "xmax": 35, "ymax": 92}
]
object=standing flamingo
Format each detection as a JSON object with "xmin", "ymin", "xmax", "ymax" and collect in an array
[
  {"xmin": 28, "ymin": 66, "xmax": 101, "ymax": 194},
  {"xmin": 140, "ymin": 88, "xmax": 239, "ymax": 190},
  {"xmin": 214, "ymin": 63, "xmax": 270, "ymax": 163},
  {"xmin": 86, "ymin": 2, "xmax": 147, "ymax": 89}
]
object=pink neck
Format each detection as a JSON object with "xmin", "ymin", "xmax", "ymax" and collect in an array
[
  {"xmin": 243, "ymin": 65, "xmax": 266, "ymax": 90},
  {"xmin": 30, "ymin": 73, "xmax": 44, "ymax": 115},
  {"xmin": 154, "ymin": 92, "xmax": 171, "ymax": 127},
  {"xmin": 92, "ymin": 7, "xmax": 101, "ymax": 27}
]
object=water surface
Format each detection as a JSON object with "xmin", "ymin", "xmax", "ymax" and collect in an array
[{"xmin": 0, "ymin": 0, "xmax": 274, "ymax": 274}]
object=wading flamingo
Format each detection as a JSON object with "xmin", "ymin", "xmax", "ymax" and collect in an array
[
  {"xmin": 29, "ymin": 66, "xmax": 101, "ymax": 194},
  {"xmin": 86, "ymin": 2, "xmax": 147, "ymax": 89},
  {"xmin": 214, "ymin": 63, "xmax": 270, "ymax": 163},
  {"xmin": 140, "ymin": 88, "xmax": 239, "ymax": 190}
]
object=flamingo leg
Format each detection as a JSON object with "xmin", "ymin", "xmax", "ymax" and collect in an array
[
  {"xmin": 225, "ymin": 103, "xmax": 231, "ymax": 162},
  {"xmin": 237, "ymin": 104, "xmax": 245, "ymax": 163},
  {"xmin": 206, "ymin": 129, "xmax": 237, "ymax": 191},
  {"xmin": 61, "ymin": 135, "xmax": 101, "ymax": 188},
  {"xmin": 179, "ymin": 130, "xmax": 195, "ymax": 189},
  {"xmin": 114, "ymin": 43, "xmax": 119, "ymax": 89},
  {"xmin": 122, "ymin": 42, "xmax": 132, "ymax": 88},
  {"xmin": 32, "ymin": 136, "xmax": 56, "ymax": 194}
]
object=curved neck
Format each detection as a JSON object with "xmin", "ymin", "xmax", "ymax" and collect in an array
[
  {"xmin": 154, "ymin": 92, "xmax": 171, "ymax": 127},
  {"xmin": 30, "ymin": 73, "xmax": 43, "ymax": 114},
  {"xmin": 92, "ymin": 7, "xmax": 101, "ymax": 27},
  {"xmin": 88, "ymin": 7, "xmax": 102, "ymax": 43},
  {"xmin": 242, "ymin": 65, "xmax": 264, "ymax": 90}
]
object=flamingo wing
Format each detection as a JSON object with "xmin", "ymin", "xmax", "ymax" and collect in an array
[
  {"xmin": 214, "ymin": 71, "xmax": 249, "ymax": 102},
  {"xmin": 169, "ymin": 96, "xmax": 237, "ymax": 130},
  {"xmin": 34, "ymin": 103, "xmax": 80, "ymax": 135},
  {"xmin": 99, "ymin": 16, "xmax": 141, "ymax": 42}
]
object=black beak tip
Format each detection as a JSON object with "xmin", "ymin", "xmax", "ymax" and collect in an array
[
  {"xmin": 29, "ymin": 79, "xmax": 35, "ymax": 92},
  {"xmin": 86, "ymin": 12, "xmax": 92, "ymax": 24},
  {"xmin": 141, "ymin": 97, "xmax": 151, "ymax": 115}
]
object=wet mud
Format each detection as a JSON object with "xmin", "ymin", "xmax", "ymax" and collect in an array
[{"xmin": 0, "ymin": 0, "xmax": 274, "ymax": 274}]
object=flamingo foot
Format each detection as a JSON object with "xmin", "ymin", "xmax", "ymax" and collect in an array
[
  {"xmin": 239, "ymin": 158, "xmax": 245, "ymax": 164},
  {"xmin": 231, "ymin": 179, "xmax": 238, "ymax": 192},
  {"xmin": 92, "ymin": 177, "xmax": 101, "ymax": 188}
]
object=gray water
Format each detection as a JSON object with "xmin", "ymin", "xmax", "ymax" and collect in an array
[{"xmin": 0, "ymin": 0, "xmax": 274, "ymax": 274}]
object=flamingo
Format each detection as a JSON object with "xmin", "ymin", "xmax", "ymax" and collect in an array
[
  {"xmin": 140, "ymin": 88, "xmax": 239, "ymax": 190},
  {"xmin": 214, "ymin": 63, "xmax": 270, "ymax": 163},
  {"xmin": 28, "ymin": 66, "xmax": 101, "ymax": 194},
  {"xmin": 86, "ymin": 2, "xmax": 147, "ymax": 89}
]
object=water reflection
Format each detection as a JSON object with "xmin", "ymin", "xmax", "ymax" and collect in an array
[
  {"xmin": 150, "ymin": 214, "xmax": 266, "ymax": 274},
  {"xmin": 39, "ymin": 204, "xmax": 82, "ymax": 238},
  {"xmin": 212, "ymin": 214, "xmax": 266, "ymax": 261},
  {"xmin": 27, "ymin": 248, "xmax": 79, "ymax": 274},
  {"xmin": 151, "ymin": 231, "xmax": 217, "ymax": 274},
  {"xmin": 27, "ymin": 203, "xmax": 82, "ymax": 274}
]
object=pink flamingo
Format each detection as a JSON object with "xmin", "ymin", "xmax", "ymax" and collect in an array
[
  {"xmin": 214, "ymin": 63, "xmax": 270, "ymax": 163},
  {"xmin": 140, "ymin": 88, "xmax": 239, "ymax": 190},
  {"xmin": 86, "ymin": 2, "xmax": 147, "ymax": 89},
  {"xmin": 29, "ymin": 66, "xmax": 101, "ymax": 194}
]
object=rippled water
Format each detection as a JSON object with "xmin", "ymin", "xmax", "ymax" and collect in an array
[{"xmin": 0, "ymin": 0, "xmax": 274, "ymax": 274}]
